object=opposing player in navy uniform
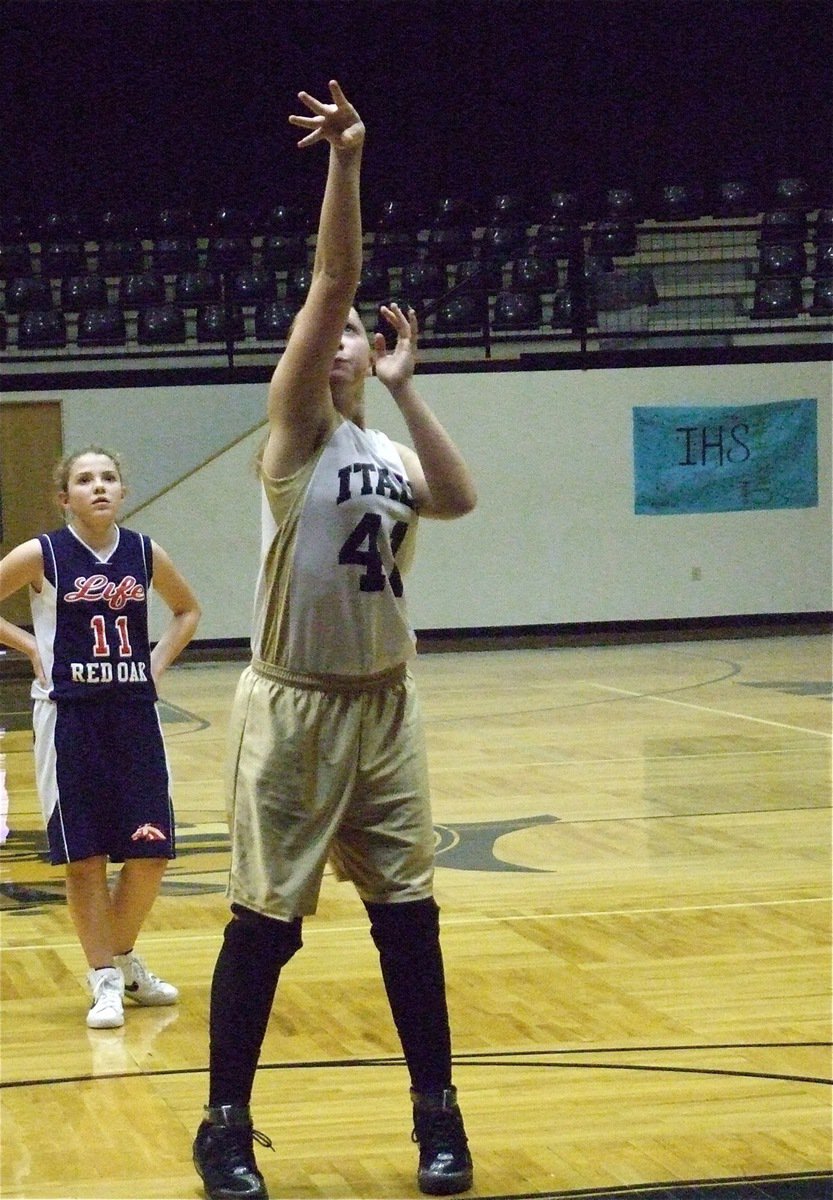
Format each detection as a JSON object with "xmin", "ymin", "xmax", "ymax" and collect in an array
[
  {"xmin": 0, "ymin": 447, "xmax": 200, "ymax": 1029},
  {"xmin": 193, "ymin": 81, "xmax": 477, "ymax": 1200}
]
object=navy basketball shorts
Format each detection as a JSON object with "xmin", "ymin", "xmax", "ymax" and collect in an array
[{"xmin": 32, "ymin": 697, "xmax": 175, "ymax": 866}]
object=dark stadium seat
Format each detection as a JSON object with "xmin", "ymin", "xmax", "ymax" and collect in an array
[
  {"xmin": 119, "ymin": 270, "xmax": 166, "ymax": 307},
  {"xmin": 196, "ymin": 303, "xmax": 245, "ymax": 343},
  {"xmin": 550, "ymin": 287, "xmax": 578, "ymax": 329},
  {"xmin": 453, "ymin": 258, "xmax": 503, "ymax": 294},
  {"xmin": 0, "ymin": 242, "xmax": 33, "ymax": 279},
  {"xmin": 41, "ymin": 241, "xmax": 86, "ymax": 278},
  {"xmin": 816, "ymin": 209, "xmax": 833, "ymax": 241},
  {"xmin": 205, "ymin": 236, "xmax": 253, "ymax": 272},
  {"xmin": 492, "ymin": 289, "xmax": 543, "ymax": 330},
  {"xmin": 261, "ymin": 233, "xmax": 308, "ymax": 271},
  {"xmin": 809, "ymin": 278, "xmax": 833, "ymax": 316},
  {"xmin": 151, "ymin": 236, "xmax": 198, "ymax": 274},
  {"xmin": 40, "ymin": 210, "xmax": 84, "ymax": 242},
  {"xmin": 772, "ymin": 176, "xmax": 811, "ymax": 211},
  {"xmin": 373, "ymin": 227, "xmax": 415, "ymax": 267},
  {"xmin": 375, "ymin": 198, "xmax": 420, "ymax": 232},
  {"xmin": 589, "ymin": 219, "xmax": 637, "ymax": 257},
  {"xmin": 480, "ymin": 222, "xmax": 527, "ymax": 266},
  {"xmin": 812, "ymin": 241, "xmax": 832, "ymax": 278},
  {"xmin": 284, "ymin": 264, "xmax": 313, "ymax": 304},
  {"xmin": 510, "ymin": 255, "xmax": 559, "ymax": 293},
  {"xmin": 714, "ymin": 179, "xmax": 761, "ymax": 217},
  {"xmin": 356, "ymin": 261, "xmax": 391, "ymax": 304},
  {"xmin": 232, "ymin": 266, "xmax": 277, "ymax": 305},
  {"xmin": 657, "ymin": 182, "xmax": 704, "ymax": 221},
  {"xmin": 751, "ymin": 277, "xmax": 803, "ymax": 318},
  {"xmin": 212, "ymin": 207, "xmax": 254, "ymax": 237},
  {"xmin": 174, "ymin": 270, "xmax": 222, "ymax": 306},
  {"xmin": 402, "ymin": 260, "xmax": 448, "ymax": 302},
  {"xmin": 77, "ymin": 306, "xmax": 127, "ymax": 347},
  {"xmin": 487, "ymin": 192, "xmax": 529, "ymax": 226},
  {"xmin": 758, "ymin": 242, "xmax": 808, "ymax": 279},
  {"xmin": 433, "ymin": 292, "xmax": 487, "ymax": 334},
  {"xmin": 424, "ymin": 225, "xmax": 474, "ymax": 265},
  {"xmin": 137, "ymin": 303, "xmax": 187, "ymax": 344},
  {"xmin": 96, "ymin": 209, "xmax": 140, "ymax": 240},
  {"xmin": 541, "ymin": 189, "xmax": 584, "ymax": 223},
  {"xmin": 263, "ymin": 203, "xmax": 308, "ymax": 235},
  {"xmin": 155, "ymin": 207, "xmax": 195, "ymax": 237},
  {"xmin": 431, "ymin": 196, "xmax": 477, "ymax": 229},
  {"xmin": 604, "ymin": 186, "xmax": 639, "ymax": 220},
  {"xmin": 17, "ymin": 309, "xmax": 67, "ymax": 349},
  {"xmin": 98, "ymin": 239, "xmax": 145, "ymax": 275},
  {"xmin": 5, "ymin": 276, "xmax": 53, "ymax": 313},
  {"xmin": 760, "ymin": 210, "xmax": 808, "ymax": 244},
  {"xmin": 60, "ymin": 273, "xmax": 109, "ymax": 312},
  {"xmin": 254, "ymin": 300, "xmax": 294, "ymax": 340},
  {"xmin": 0, "ymin": 214, "xmax": 28, "ymax": 243},
  {"xmin": 0, "ymin": 312, "xmax": 6, "ymax": 350},
  {"xmin": 530, "ymin": 222, "xmax": 581, "ymax": 259}
]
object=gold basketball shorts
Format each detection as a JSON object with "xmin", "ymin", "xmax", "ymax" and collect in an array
[{"xmin": 225, "ymin": 660, "xmax": 436, "ymax": 919}]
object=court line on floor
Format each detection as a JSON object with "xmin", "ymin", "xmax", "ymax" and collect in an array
[
  {"xmin": 587, "ymin": 683, "xmax": 832, "ymax": 737},
  {"xmin": 430, "ymin": 745, "xmax": 826, "ymax": 771},
  {"xmin": 4, "ymin": 1047, "xmax": 832, "ymax": 1091},
  {"xmin": 4, "ymin": 896, "xmax": 828, "ymax": 954}
]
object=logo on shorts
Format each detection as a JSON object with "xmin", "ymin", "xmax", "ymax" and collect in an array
[{"xmin": 131, "ymin": 823, "xmax": 167, "ymax": 842}]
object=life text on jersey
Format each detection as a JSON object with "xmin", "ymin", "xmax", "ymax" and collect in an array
[
  {"xmin": 64, "ymin": 574, "xmax": 146, "ymax": 609},
  {"xmin": 64, "ymin": 574, "xmax": 149, "ymax": 686}
]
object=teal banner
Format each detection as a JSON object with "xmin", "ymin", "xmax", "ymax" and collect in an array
[{"xmin": 633, "ymin": 398, "xmax": 818, "ymax": 515}]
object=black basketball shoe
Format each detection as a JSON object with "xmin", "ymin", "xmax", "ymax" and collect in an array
[
  {"xmin": 193, "ymin": 1104, "xmax": 272, "ymax": 1200},
  {"xmin": 411, "ymin": 1086, "xmax": 474, "ymax": 1195}
]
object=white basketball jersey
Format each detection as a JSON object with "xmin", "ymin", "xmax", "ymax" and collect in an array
[{"xmin": 252, "ymin": 420, "xmax": 419, "ymax": 677}]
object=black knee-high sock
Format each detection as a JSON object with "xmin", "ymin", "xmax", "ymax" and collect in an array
[
  {"xmin": 208, "ymin": 904, "xmax": 303, "ymax": 1107},
  {"xmin": 364, "ymin": 897, "xmax": 453, "ymax": 1095}
]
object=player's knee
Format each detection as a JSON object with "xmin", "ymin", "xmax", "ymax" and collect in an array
[
  {"xmin": 365, "ymin": 897, "xmax": 440, "ymax": 957},
  {"xmin": 65, "ymin": 855, "xmax": 108, "ymax": 882},
  {"xmin": 226, "ymin": 903, "xmax": 303, "ymax": 967}
]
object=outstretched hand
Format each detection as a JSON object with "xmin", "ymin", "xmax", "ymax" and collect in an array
[
  {"xmin": 373, "ymin": 303, "xmax": 418, "ymax": 395},
  {"xmin": 289, "ymin": 79, "xmax": 364, "ymax": 153}
]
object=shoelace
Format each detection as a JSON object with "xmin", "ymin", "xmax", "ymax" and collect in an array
[
  {"xmin": 252, "ymin": 1129, "xmax": 275, "ymax": 1152},
  {"xmin": 130, "ymin": 958, "xmax": 157, "ymax": 985},
  {"xmin": 214, "ymin": 1124, "xmax": 275, "ymax": 1168},
  {"xmin": 93, "ymin": 976, "xmax": 122, "ymax": 1000},
  {"xmin": 124, "ymin": 957, "xmax": 173, "ymax": 996}
]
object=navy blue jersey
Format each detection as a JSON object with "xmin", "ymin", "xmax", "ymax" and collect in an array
[{"xmin": 31, "ymin": 525, "xmax": 158, "ymax": 703}]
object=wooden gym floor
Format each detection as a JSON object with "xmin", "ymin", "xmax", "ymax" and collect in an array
[{"xmin": 0, "ymin": 631, "xmax": 831, "ymax": 1200}]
